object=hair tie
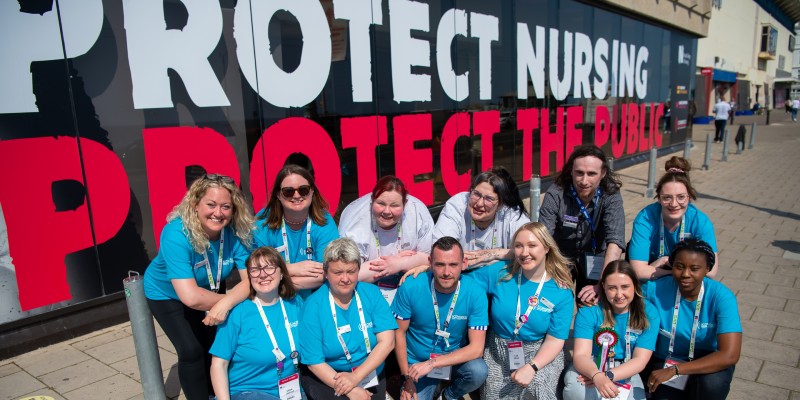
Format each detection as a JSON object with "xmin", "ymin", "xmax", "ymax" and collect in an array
[{"xmin": 668, "ymin": 167, "xmax": 684, "ymax": 174}]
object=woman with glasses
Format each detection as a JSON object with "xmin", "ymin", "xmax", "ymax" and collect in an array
[
  {"xmin": 433, "ymin": 166, "xmax": 529, "ymax": 268},
  {"xmin": 210, "ymin": 247, "xmax": 305, "ymax": 400},
  {"xmin": 143, "ymin": 174, "xmax": 253, "ymax": 400},
  {"xmin": 628, "ymin": 157, "xmax": 719, "ymax": 281},
  {"xmin": 299, "ymin": 238, "xmax": 397, "ymax": 400},
  {"xmin": 253, "ymin": 165, "xmax": 339, "ymax": 291},
  {"xmin": 337, "ymin": 176, "xmax": 434, "ymax": 304}
]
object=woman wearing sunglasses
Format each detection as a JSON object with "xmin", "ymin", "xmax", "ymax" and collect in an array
[
  {"xmin": 433, "ymin": 166, "xmax": 529, "ymax": 268},
  {"xmin": 337, "ymin": 176, "xmax": 434, "ymax": 304},
  {"xmin": 253, "ymin": 165, "xmax": 339, "ymax": 291},
  {"xmin": 143, "ymin": 174, "xmax": 253, "ymax": 399},
  {"xmin": 628, "ymin": 157, "xmax": 719, "ymax": 282},
  {"xmin": 210, "ymin": 247, "xmax": 305, "ymax": 400}
]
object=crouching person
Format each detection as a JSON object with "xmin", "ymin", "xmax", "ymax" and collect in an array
[{"xmin": 393, "ymin": 237, "xmax": 489, "ymax": 400}]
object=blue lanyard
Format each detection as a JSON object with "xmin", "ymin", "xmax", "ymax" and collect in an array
[{"xmin": 569, "ymin": 185, "xmax": 601, "ymax": 253}]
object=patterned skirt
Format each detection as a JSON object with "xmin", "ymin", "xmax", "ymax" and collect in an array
[{"xmin": 480, "ymin": 330, "xmax": 565, "ymax": 400}]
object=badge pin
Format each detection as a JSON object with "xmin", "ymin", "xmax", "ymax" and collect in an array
[
  {"xmin": 290, "ymin": 351, "xmax": 299, "ymax": 359},
  {"xmin": 306, "ymin": 247, "xmax": 313, "ymax": 255},
  {"xmin": 528, "ymin": 296, "xmax": 538, "ymax": 306},
  {"xmin": 276, "ymin": 361, "xmax": 284, "ymax": 370},
  {"xmin": 519, "ymin": 315, "xmax": 528, "ymax": 323}
]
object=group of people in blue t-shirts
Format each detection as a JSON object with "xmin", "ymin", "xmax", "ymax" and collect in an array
[{"xmin": 142, "ymin": 144, "xmax": 742, "ymax": 400}]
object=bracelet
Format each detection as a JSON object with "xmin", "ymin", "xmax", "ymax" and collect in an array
[
  {"xmin": 590, "ymin": 371, "xmax": 602, "ymax": 381},
  {"xmin": 673, "ymin": 364, "xmax": 680, "ymax": 376}
]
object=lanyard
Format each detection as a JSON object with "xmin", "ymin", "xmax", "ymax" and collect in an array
[
  {"xmin": 203, "ymin": 230, "xmax": 225, "ymax": 292},
  {"xmin": 280, "ymin": 219, "xmax": 313, "ymax": 263},
  {"xmin": 569, "ymin": 185, "xmax": 601, "ymax": 253},
  {"xmin": 469, "ymin": 217, "xmax": 497, "ymax": 251},
  {"xmin": 658, "ymin": 213, "xmax": 686, "ymax": 258},
  {"xmin": 372, "ymin": 218, "xmax": 402, "ymax": 257},
  {"xmin": 253, "ymin": 297, "xmax": 299, "ymax": 373},
  {"xmin": 624, "ymin": 322, "xmax": 632, "ymax": 363},
  {"xmin": 668, "ymin": 282, "xmax": 705, "ymax": 361},
  {"xmin": 329, "ymin": 289, "xmax": 372, "ymax": 366},
  {"xmin": 513, "ymin": 271, "xmax": 547, "ymax": 337},
  {"xmin": 430, "ymin": 278, "xmax": 460, "ymax": 349}
]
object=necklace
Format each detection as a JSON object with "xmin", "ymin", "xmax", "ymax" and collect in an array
[{"xmin": 283, "ymin": 214, "xmax": 308, "ymax": 225}]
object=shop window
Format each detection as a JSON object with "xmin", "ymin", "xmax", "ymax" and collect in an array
[{"xmin": 761, "ymin": 25, "xmax": 778, "ymax": 56}]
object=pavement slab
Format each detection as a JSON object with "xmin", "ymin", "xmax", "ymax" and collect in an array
[{"xmin": 1, "ymin": 114, "xmax": 798, "ymax": 399}]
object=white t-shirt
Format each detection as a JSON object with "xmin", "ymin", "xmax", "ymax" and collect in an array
[
  {"xmin": 713, "ymin": 101, "xmax": 731, "ymax": 120},
  {"xmin": 338, "ymin": 193, "xmax": 435, "ymax": 261},
  {"xmin": 433, "ymin": 192, "xmax": 529, "ymax": 250},
  {"xmin": 792, "ymin": 99, "xmax": 799, "ymax": 109}
]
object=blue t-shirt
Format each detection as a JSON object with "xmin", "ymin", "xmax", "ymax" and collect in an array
[
  {"xmin": 572, "ymin": 302, "xmax": 659, "ymax": 360},
  {"xmin": 252, "ymin": 209, "xmax": 339, "ymax": 264},
  {"xmin": 143, "ymin": 218, "xmax": 250, "ymax": 301},
  {"xmin": 392, "ymin": 272, "xmax": 489, "ymax": 364},
  {"xmin": 299, "ymin": 282, "xmax": 398, "ymax": 373},
  {"xmin": 643, "ymin": 277, "xmax": 741, "ymax": 360},
  {"xmin": 469, "ymin": 261, "xmax": 574, "ymax": 341},
  {"xmin": 210, "ymin": 296, "xmax": 303, "ymax": 396},
  {"xmin": 629, "ymin": 203, "xmax": 717, "ymax": 263}
]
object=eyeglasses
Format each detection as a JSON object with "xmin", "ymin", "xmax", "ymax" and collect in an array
[
  {"xmin": 280, "ymin": 185, "xmax": 311, "ymax": 198},
  {"xmin": 469, "ymin": 190, "xmax": 498, "ymax": 206},
  {"xmin": 202, "ymin": 173, "xmax": 235, "ymax": 184},
  {"xmin": 248, "ymin": 264, "xmax": 279, "ymax": 278},
  {"xmin": 659, "ymin": 194, "xmax": 689, "ymax": 204}
]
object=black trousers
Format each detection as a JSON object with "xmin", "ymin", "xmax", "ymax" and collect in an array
[
  {"xmin": 148, "ymin": 298, "xmax": 217, "ymax": 400},
  {"xmin": 300, "ymin": 366, "xmax": 386, "ymax": 400}
]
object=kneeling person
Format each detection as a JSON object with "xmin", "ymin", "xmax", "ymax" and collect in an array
[{"xmin": 393, "ymin": 237, "xmax": 489, "ymax": 400}]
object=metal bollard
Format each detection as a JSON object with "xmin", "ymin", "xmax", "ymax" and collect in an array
[
  {"xmin": 749, "ymin": 122, "xmax": 756, "ymax": 149},
  {"xmin": 529, "ymin": 175, "xmax": 541, "ymax": 222},
  {"xmin": 702, "ymin": 134, "xmax": 712, "ymax": 170},
  {"xmin": 766, "ymin": 108, "xmax": 771, "ymax": 125},
  {"xmin": 607, "ymin": 157, "xmax": 615, "ymax": 172},
  {"xmin": 721, "ymin": 127, "xmax": 730, "ymax": 162},
  {"xmin": 683, "ymin": 139, "xmax": 691, "ymax": 159},
  {"xmin": 124, "ymin": 271, "xmax": 167, "ymax": 400},
  {"xmin": 644, "ymin": 147, "xmax": 657, "ymax": 198}
]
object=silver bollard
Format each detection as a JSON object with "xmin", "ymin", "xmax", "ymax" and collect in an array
[
  {"xmin": 607, "ymin": 157, "xmax": 615, "ymax": 172},
  {"xmin": 749, "ymin": 122, "xmax": 756, "ymax": 149},
  {"xmin": 721, "ymin": 127, "xmax": 730, "ymax": 161},
  {"xmin": 529, "ymin": 175, "xmax": 541, "ymax": 222},
  {"xmin": 124, "ymin": 271, "xmax": 167, "ymax": 400},
  {"xmin": 683, "ymin": 139, "xmax": 691, "ymax": 159},
  {"xmin": 702, "ymin": 134, "xmax": 712, "ymax": 170},
  {"xmin": 736, "ymin": 137, "xmax": 743, "ymax": 154},
  {"xmin": 644, "ymin": 147, "xmax": 657, "ymax": 198}
]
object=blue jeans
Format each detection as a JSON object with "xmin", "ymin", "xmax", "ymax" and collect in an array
[
  {"xmin": 645, "ymin": 358, "xmax": 734, "ymax": 400},
  {"xmin": 562, "ymin": 363, "xmax": 646, "ymax": 400},
  {"xmin": 413, "ymin": 358, "xmax": 488, "ymax": 400},
  {"xmin": 225, "ymin": 390, "xmax": 306, "ymax": 400}
]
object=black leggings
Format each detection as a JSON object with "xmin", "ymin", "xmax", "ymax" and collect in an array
[{"xmin": 148, "ymin": 298, "xmax": 216, "ymax": 400}]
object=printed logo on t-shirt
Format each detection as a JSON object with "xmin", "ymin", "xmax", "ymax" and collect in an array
[
  {"xmin": 401, "ymin": 242, "xmax": 412, "ymax": 250},
  {"xmin": 451, "ymin": 314, "xmax": 468, "ymax": 320},
  {"xmin": 290, "ymin": 321, "xmax": 299, "ymax": 328},
  {"xmin": 700, "ymin": 322, "xmax": 715, "ymax": 329},
  {"xmin": 358, "ymin": 322, "xmax": 374, "ymax": 332}
]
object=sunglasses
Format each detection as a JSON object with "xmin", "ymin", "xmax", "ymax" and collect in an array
[
  {"xmin": 280, "ymin": 185, "xmax": 312, "ymax": 198},
  {"xmin": 201, "ymin": 173, "xmax": 235, "ymax": 184}
]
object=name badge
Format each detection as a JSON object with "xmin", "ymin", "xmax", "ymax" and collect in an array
[
  {"xmin": 600, "ymin": 382, "xmax": 631, "ymax": 400},
  {"xmin": 507, "ymin": 341, "xmax": 525, "ymax": 370},
  {"xmin": 427, "ymin": 353, "xmax": 452, "ymax": 380},
  {"xmin": 337, "ymin": 325, "xmax": 351, "ymax": 334},
  {"xmin": 353, "ymin": 366, "xmax": 378, "ymax": 389},
  {"xmin": 661, "ymin": 358, "xmax": 688, "ymax": 390},
  {"xmin": 563, "ymin": 215, "xmax": 579, "ymax": 229},
  {"xmin": 278, "ymin": 373, "xmax": 301, "ymax": 400},
  {"xmin": 275, "ymin": 245, "xmax": 287, "ymax": 253},
  {"xmin": 272, "ymin": 348, "xmax": 286, "ymax": 361},
  {"xmin": 585, "ymin": 255, "xmax": 605, "ymax": 281},
  {"xmin": 435, "ymin": 329, "xmax": 450, "ymax": 339},
  {"xmin": 378, "ymin": 284, "xmax": 398, "ymax": 305}
]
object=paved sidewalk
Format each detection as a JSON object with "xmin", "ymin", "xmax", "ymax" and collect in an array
[{"xmin": 1, "ymin": 113, "xmax": 798, "ymax": 400}]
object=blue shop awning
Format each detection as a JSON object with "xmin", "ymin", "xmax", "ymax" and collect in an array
[{"xmin": 712, "ymin": 69, "xmax": 737, "ymax": 83}]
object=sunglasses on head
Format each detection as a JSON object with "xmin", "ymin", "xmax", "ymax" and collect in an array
[
  {"xmin": 280, "ymin": 185, "xmax": 311, "ymax": 198},
  {"xmin": 201, "ymin": 173, "xmax": 235, "ymax": 184}
]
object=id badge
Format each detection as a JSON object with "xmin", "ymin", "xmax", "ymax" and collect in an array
[
  {"xmin": 278, "ymin": 373, "xmax": 301, "ymax": 400},
  {"xmin": 427, "ymin": 353, "xmax": 452, "ymax": 380},
  {"xmin": 600, "ymin": 382, "xmax": 631, "ymax": 400},
  {"xmin": 661, "ymin": 358, "xmax": 688, "ymax": 390},
  {"xmin": 563, "ymin": 215, "xmax": 579, "ymax": 229},
  {"xmin": 585, "ymin": 254, "xmax": 605, "ymax": 281},
  {"xmin": 337, "ymin": 325, "xmax": 351, "ymax": 334},
  {"xmin": 507, "ymin": 341, "xmax": 525, "ymax": 370},
  {"xmin": 378, "ymin": 283, "xmax": 398, "ymax": 305},
  {"xmin": 353, "ymin": 367, "xmax": 378, "ymax": 389}
]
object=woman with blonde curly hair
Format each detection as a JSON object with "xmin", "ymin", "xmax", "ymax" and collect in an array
[
  {"xmin": 144, "ymin": 174, "xmax": 254, "ymax": 400},
  {"xmin": 468, "ymin": 222, "xmax": 575, "ymax": 400}
]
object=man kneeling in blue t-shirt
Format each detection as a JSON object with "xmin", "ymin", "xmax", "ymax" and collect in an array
[{"xmin": 392, "ymin": 236, "xmax": 489, "ymax": 400}]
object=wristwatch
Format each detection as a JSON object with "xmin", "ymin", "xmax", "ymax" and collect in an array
[
  {"xmin": 401, "ymin": 374, "xmax": 412, "ymax": 382},
  {"xmin": 605, "ymin": 370, "xmax": 615, "ymax": 381},
  {"xmin": 528, "ymin": 360, "xmax": 539, "ymax": 372}
]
